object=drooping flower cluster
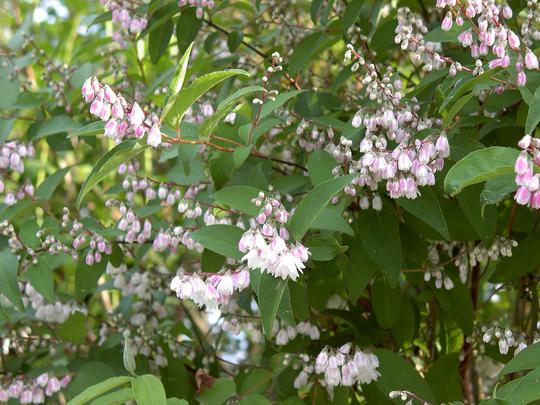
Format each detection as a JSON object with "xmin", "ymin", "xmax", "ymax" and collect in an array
[
  {"xmin": 170, "ymin": 268, "xmax": 250, "ymax": 311},
  {"xmin": 481, "ymin": 325, "xmax": 538, "ymax": 356},
  {"xmin": 514, "ymin": 135, "xmax": 540, "ymax": 207},
  {"xmin": 179, "ymin": 0, "xmax": 216, "ymax": 19},
  {"xmin": 0, "ymin": 373, "xmax": 71, "ymax": 404},
  {"xmin": 290, "ymin": 344, "xmax": 380, "ymax": 392},
  {"xmin": 82, "ymin": 77, "xmax": 162, "ymax": 147},
  {"xmin": 238, "ymin": 192, "xmax": 310, "ymax": 281},
  {"xmin": 425, "ymin": 237, "xmax": 517, "ymax": 288},
  {"xmin": 436, "ymin": 0, "xmax": 539, "ymax": 86},
  {"xmin": 98, "ymin": 263, "xmax": 179, "ymax": 368},
  {"xmin": 275, "ymin": 320, "xmax": 320, "ymax": 346},
  {"xmin": 22, "ymin": 283, "xmax": 85, "ymax": 324},
  {"xmin": 295, "ymin": 120, "xmax": 335, "ymax": 152},
  {"xmin": 101, "ymin": 0, "xmax": 148, "ymax": 47},
  {"xmin": 521, "ymin": 0, "xmax": 540, "ymax": 46},
  {"xmin": 0, "ymin": 141, "xmax": 36, "ymax": 206},
  {"xmin": 342, "ymin": 48, "xmax": 450, "ymax": 200}
]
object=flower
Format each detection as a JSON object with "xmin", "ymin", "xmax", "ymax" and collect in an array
[{"xmin": 147, "ymin": 124, "xmax": 162, "ymax": 147}]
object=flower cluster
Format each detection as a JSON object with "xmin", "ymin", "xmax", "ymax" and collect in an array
[
  {"xmin": 0, "ymin": 373, "xmax": 71, "ymax": 404},
  {"xmin": 275, "ymin": 320, "xmax": 320, "ymax": 346},
  {"xmin": 179, "ymin": 0, "xmax": 216, "ymax": 19},
  {"xmin": 291, "ymin": 344, "xmax": 380, "ymax": 391},
  {"xmin": 521, "ymin": 0, "xmax": 540, "ymax": 46},
  {"xmin": 296, "ymin": 120, "xmax": 335, "ymax": 152},
  {"xmin": 170, "ymin": 268, "xmax": 250, "ymax": 311},
  {"xmin": 22, "ymin": 283, "xmax": 85, "ymax": 324},
  {"xmin": 436, "ymin": 0, "xmax": 538, "ymax": 86},
  {"xmin": 82, "ymin": 77, "xmax": 162, "ymax": 147},
  {"xmin": 514, "ymin": 135, "xmax": 540, "ymax": 207},
  {"xmin": 425, "ymin": 237, "xmax": 517, "ymax": 288},
  {"xmin": 481, "ymin": 325, "xmax": 538, "ymax": 356},
  {"xmin": 238, "ymin": 192, "xmax": 310, "ymax": 281},
  {"xmin": 342, "ymin": 47, "xmax": 450, "ymax": 200},
  {"xmin": 102, "ymin": 0, "xmax": 148, "ymax": 47},
  {"xmin": 0, "ymin": 141, "xmax": 36, "ymax": 206}
]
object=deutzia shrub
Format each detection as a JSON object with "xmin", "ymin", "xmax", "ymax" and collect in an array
[{"xmin": 0, "ymin": 0, "xmax": 539, "ymax": 404}]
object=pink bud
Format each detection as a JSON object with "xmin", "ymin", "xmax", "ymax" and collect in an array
[
  {"xmin": 525, "ymin": 49, "xmax": 539, "ymax": 70},
  {"xmin": 103, "ymin": 85, "xmax": 117, "ymax": 103},
  {"xmin": 441, "ymin": 13, "xmax": 453, "ymax": 31},
  {"xmin": 515, "ymin": 186, "xmax": 531, "ymax": 205},
  {"xmin": 507, "ymin": 30, "xmax": 520, "ymax": 49},
  {"xmin": 515, "ymin": 153, "xmax": 529, "ymax": 175},
  {"xmin": 517, "ymin": 71, "xmax": 527, "ymax": 87},
  {"xmin": 130, "ymin": 102, "xmax": 145, "ymax": 126},
  {"xmin": 531, "ymin": 192, "xmax": 540, "ymax": 209},
  {"xmin": 111, "ymin": 101, "xmax": 125, "ymax": 119},
  {"xmin": 147, "ymin": 124, "xmax": 162, "ymax": 147},
  {"xmin": 518, "ymin": 135, "xmax": 531, "ymax": 149}
]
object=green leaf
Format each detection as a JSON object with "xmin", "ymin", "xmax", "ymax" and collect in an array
[
  {"xmin": 310, "ymin": 208, "xmax": 354, "ymax": 236},
  {"xmin": 149, "ymin": 19, "xmax": 174, "ymax": 64},
  {"xmin": 58, "ymin": 312, "xmax": 87, "ymax": 344},
  {"xmin": 433, "ymin": 278, "xmax": 474, "ymax": 334},
  {"xmin": 25, "ymin": 258, "xmax": 55, "ymax": 302},
  {"xmin": 233, "ymin": 145, "xmax": 251, "ymax": 168},
  {"xmin": 238, "ymin": 395, "xmax": 272, "ymax": 405},
  {"xmin": 373, "ymin": 349, "xmax": 436, "ymax": 404},
  {"xmin": 480, "ymin": 173, "xmax": 517, "ymax": 206},
  {"xmin": 227, "ymin": 30, "xmax": 244, "ymax": 51},
  {"xmin": 250, "ymin": 270, "xmax": 288, "ymax": 338},
  {"xmin": 201, "ymin": 85, "xmax": 264, "ymax": 139},
  {"xmin": 164, "ymin": 69, "xmax": 250, "ymax": 128},
  {"xmin": 372, "ymin": 276, "xmax": 401, "ymax": 329},
  {"xmin": 75, "ymin": 257, "xmax": 108, "ymax": 300},
  {"xmin": 69, "ymin": 121, "xmax": 105, "ymax": 138},
  {"xmin": 525, "ymin": 85, "xmax": 540, "ymax": 135},
  {"xmin": 357, "ymin": 203, "xmax": 402, "ymax": 286},
  {"xmin": 238, "ymin": 369, "xmax": 273, "ymax": 396},
  {"xmin": 89, "ymin": 388, "xmax": 135, "ymax": 405},
  {"xmin": 167, "ymin": 399, "xmax": 188, "ymax": 405},
  {"xmin": 67, "ymin": 376, "xmax": 133, "ymax": 405},
  {"xmin": 426, "ymin": 354, "xmax": 463, "ymax": 403},
  {"xmin": 36, "ymin": 167, "xmax": 70, "ymax": 201},
  {"xmin": 342, "ymin": 0, "xmax": 363, "ymax": 30},
  {"xmin": 161, "ymin": 42, "xmax": 194, "ymax": 121},
  {"xmin": 132, "ymin": 374, "xmax": 167, "ymax": 405},
  {"xmin": 491, "ymin": 233, "xmax": 540, "ymax": 282},
  {"xmin": 398, "ymin": 188, "xmax": 450, "ymax": 240},
  {"xmin": 289, "ymin": 175, "xmax": 355, "ymax": 240},
  {"xmin": 176, "ymin": 7, "xmax": 202, "ymax": 56},
  {"xmin": 499, "ymin": 342, "xmax": 540, "ymax": 376},
  {"xmin": 495, "ymin": 367, "xmax": 540, "ymax": 404},
  {"xmin": 213, "ymin": 185, "xmax": 260, "ymax": 216},
  {"xmin": 444, "ymin": 147, "xmax": 520, "ymax": 196},
  {"xmin": 288, "ymin": 32, "xmax": 332, "ymax": 76},
  {"xmin": 308, "ymin": 150, "xmax": 336, "ymax": 186},
  {"xmin": 0, "ymin": 250, "xmax": 23, "ymax": 311},
  {"xmin": 191, "ymin": 224, "xmax": 244, "ymax": 260},
  {"xmin": 259, "ymin": 90, "xmax": 304, "ymax": 120},
  {"xmin": 442, "ymin": 92, "xmax": 474, "ymax": 128},
  {"xmin": 32, "ymin": 115, "xmax": 81, "ymax": 139},
  {"xmin": 77, "ymin": 140, "xmax": 148, "ymax": 208},
  {"xmin": 123, "ymin": 335, "xmax": 137, "ymax": 375},
  {"xmin": 198, "ymin": 378, "xmax": 236, "ymax": 405}
]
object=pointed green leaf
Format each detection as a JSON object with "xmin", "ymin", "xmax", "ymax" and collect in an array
[
  {"xmin": 132, "ymin": 374, "xmax": 167, "ymax": 405},
  {"xmin": 77, "ymin": 140, "xmax": 147, "ymax": 208},
  {"xmin": 67, "ymin": 376, "xmax": 133, "ymax": 405},
  {"xmin": 164, "ymin": 69, "xmax": 250, "ymax": 128},
  {"xmin": 191, "ymin": 224, "xmax": 244, "ymax": 260},
  {"xmin": 525, "ymin": 85, "xmax": 540, "ymax": 136},
  {"xmin": 161, "ymin": 42, "xmax": 194, "ymax": 120},
  {"xmin": 0, "ymin": 250, "xmax": 23, "ymax": 311},
  {"xmin": 444, "ymin": 147, "xmax": 520, "ymax": 196},
  {"xmin": 289, "ymin": 175, "xmax": 355, "ymax": 240}
]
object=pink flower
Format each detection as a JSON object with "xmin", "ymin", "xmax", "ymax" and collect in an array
[
  {"xmin": 525, "ymin": 49, "xmax": 539, "ymax": 70},
  {"xmin": 129, "ymin": 102, "xmax": 145, "ymax": 126},
  {"xmin": 515, "ymin": 186, "xmax": 531, "ymax": 205},
  {"xmin": 507, "ymin": 30, "xmax": 520, "ymax": 49},
  {"xmin": 515, "ymin": 153, "xmax": 530, "ymax": 175},
  {"xmin": 441, "ymin": 13, "xmax": 453, "ymax": 31},
  {"xmin": 147, "ymin": 124, "xmax": 162, "ymax": 147},
  {"xmin": 517, "ymin": 71, "xmax": 527, "ymax": 87}
]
